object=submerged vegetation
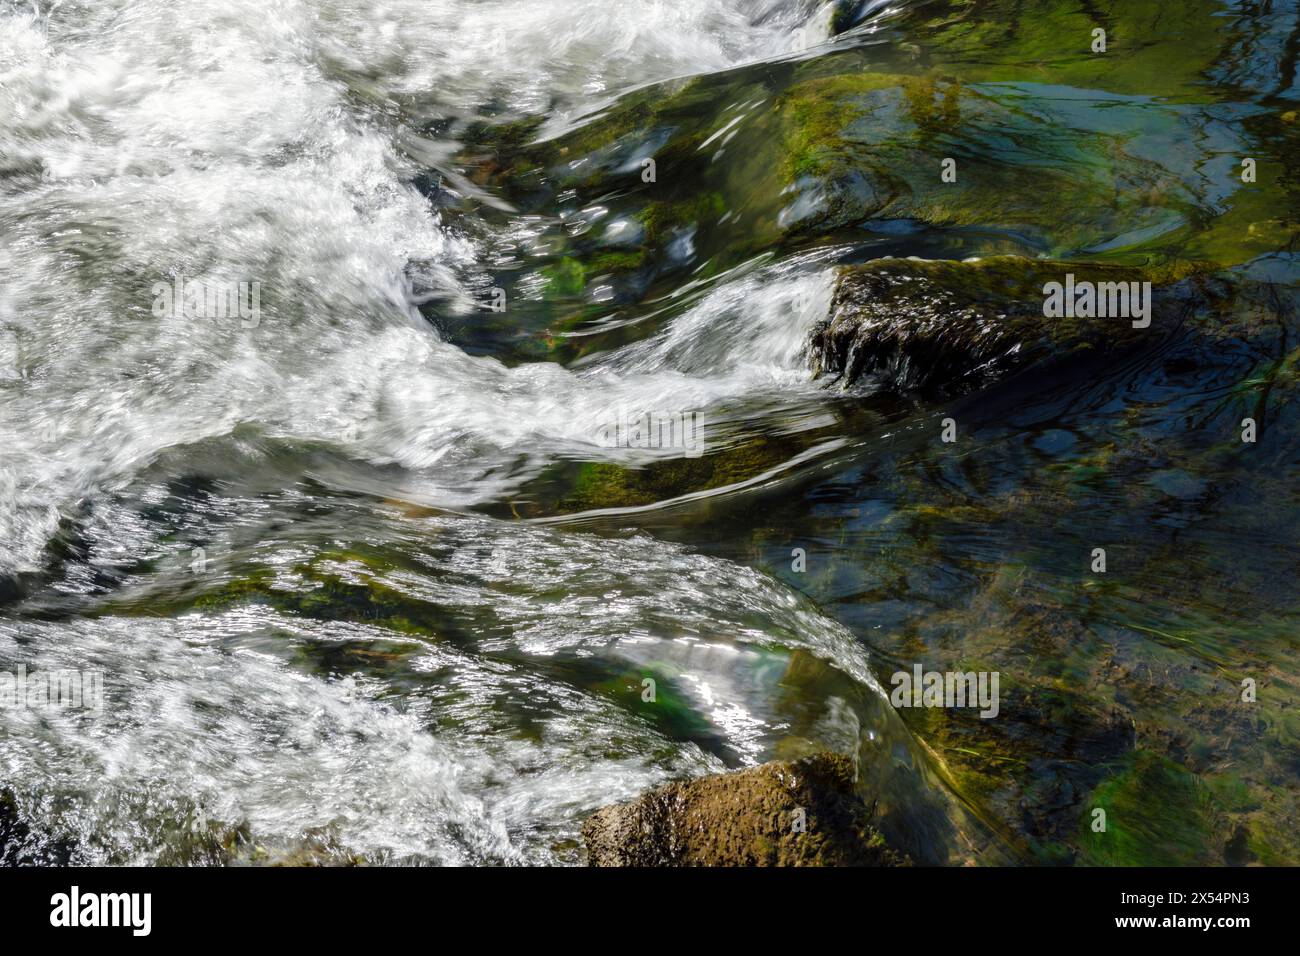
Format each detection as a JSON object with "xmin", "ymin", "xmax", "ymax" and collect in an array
[
  {"xmin": 440, "ymin": 0, "xmax": 1300, "ymax": 866},
  {"xmin": 1, "ymin": 0, "xmax": 1298, "ymax": 867}
]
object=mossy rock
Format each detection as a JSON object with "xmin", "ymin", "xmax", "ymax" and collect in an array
[
  {"xmin": 883, "ymin": 0, "xmax": 1244, "ymax": 100},
  {"xmin": 559, "ymin": 431, "xmax": 811, "ymax": 512},
  {"xmin": 772, "ymin": 69, "xmax": 1212, "ymax": 256},
  {"xmin": 582, "ymin": 752, "xmax": 908, "ymax": 866},
  {"xmin": 447, "ymin": 0, "xmax": 1298, "ymax": 339}
]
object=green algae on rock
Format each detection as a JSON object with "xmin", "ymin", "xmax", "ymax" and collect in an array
[
  {"xmin": 582, "ymin": 752, "xmax": 908, "ymax": 866},
  {"xmin": 440, "ymin": 0, "xmax": 1299, "ymax": 371}
]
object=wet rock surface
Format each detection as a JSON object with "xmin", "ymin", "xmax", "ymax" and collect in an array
[
  {"xmin": 583, "ymin": 752, "xmax": 908, "ymax": 866},
  {"xmin": 808, "ymin": 257, "xmax": 1189, "ymax": 396}
]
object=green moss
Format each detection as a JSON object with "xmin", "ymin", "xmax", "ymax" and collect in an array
[
  {"xmin": 1144, "ymin": 154, "xmax": 1300, "ymax": 269},
  {"xmin": 904, "ymin": 0, "xmax": 1227, "ymax": 101},
  {"xmin": 458, "ymin": 78, "xmax": 707, "ymax": 192},
  {"xmin": 460, "ymin": 114, "xmax": 547, "ymax": 151},
  {"xmin": 541, "ymin": 257, "xmax": 588, "ymax": 297},
  {"xmin": 587, "ymin": 250, "xmax": 647, "ymax": 272},
  {"xmin": 636, "ymin": 192, "xmax": 727, "ymax": 243},
  {"xmin": 1077, "ymin": 751, "xmax": 1222, "ymax": 865},
  {"xmin": 559, "ymin": 79, "xmax": 698, "ymax": 159},
  {"xmin": 190, "ymin": 567, "xmax": 278, "ymax": 611},
  {"xmin": 107, "ymin": 548, "xmax": 444, "ymax": 642},
  {"xmin": 900, "ymin": 75, "xmax": 963, "ymax": 132},
  {"xmin": 562, "ymin": 433, "xmax": 805, "ymax": 512},
  {"xmin": 775, "ymin": 73, "xmax": 898, "ymax": 183},
  {"xmin": 1204, "ymin": 774, "xmax": 1257, "ymax": 814}
]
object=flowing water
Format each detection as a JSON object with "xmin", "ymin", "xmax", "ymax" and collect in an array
[{"xmin": 1, "ymin": 0, "xmax": 1298, "ymax": 865}]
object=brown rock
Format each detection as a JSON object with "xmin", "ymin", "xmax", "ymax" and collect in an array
[{"xmin": 582, "ymin": 752, "xmax": 908, "ymax": 866}]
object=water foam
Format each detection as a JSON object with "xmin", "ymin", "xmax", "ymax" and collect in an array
[{"xmin": 0, "ymin": 0, "xmax": 841, "ymax": 575}]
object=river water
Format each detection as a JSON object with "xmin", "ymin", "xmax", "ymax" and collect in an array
[{"xmin": 1, "ymin": 0, "xmax": 1298, "ymax": 865}]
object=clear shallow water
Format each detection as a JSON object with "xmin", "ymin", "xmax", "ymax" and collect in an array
[{"xmin": 2, "ymin": 0, "xmax": 1299, "ymax": 865}]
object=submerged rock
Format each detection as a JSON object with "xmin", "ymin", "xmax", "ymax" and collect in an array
[
  {"xmin": 582, "ymin": 752, "xmax": 908, "ymax": 866},
  {"xmin": 808, "ymin": 256, "xmax": 1192, "ymax": 397}
]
